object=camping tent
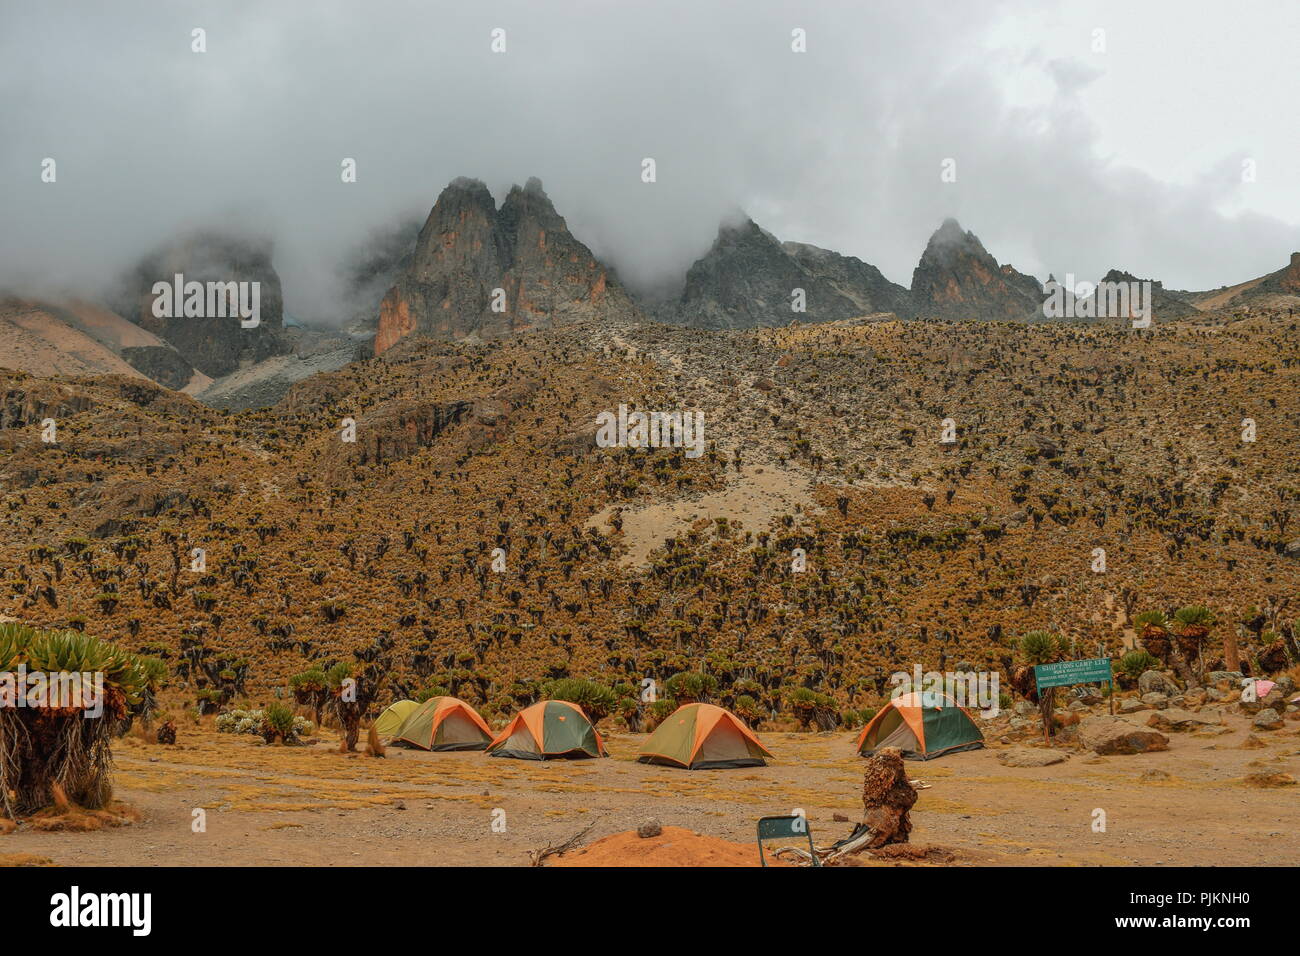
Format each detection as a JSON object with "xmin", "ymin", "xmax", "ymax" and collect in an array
[
  {"xmin": 855, "ymin": 691, "xmax": 985, "ymax": 761},
  {"xmin": 374, "ymin": 699, "xmax": 420, "ymax": 738},
  {"xmin": 485, "ymin": 700, "xmax": 606, "ymax": 760},
  {"xmin": 637, "ymin": 703, "xmax": 773, "ymax": 769},
  {"xmin": 392, "ymin": 696, "xmax": 493, "ymax": 751}
]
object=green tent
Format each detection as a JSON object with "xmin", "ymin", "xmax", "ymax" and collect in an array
[
  {"xmin": 637, "ymin": 703, "xmax": 773, "ymax": 769},
  {"xmin": 393, "ymin": 697, "xmax": 493, "ymax": 751},
  {"xmin": 855, "ymin": 691, "xmax": 985, "ymax": 760},
  {"xmin": 485, "ymin": 700, "xmax": 607, "ymax": 760},
  {"xmin": 374, "ymin": 699, "xmax": 419, "ymax": 738}
]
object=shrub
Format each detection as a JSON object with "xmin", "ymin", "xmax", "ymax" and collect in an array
[
  {"xmin": 1017, "ymin": 630, "xmax": 1062, "ymax": 665},
  {"xmin": 0, "ymin": 622, "xmax": 153, "ymax": 816},
  {"xmin": 733, "ymin": 694, "xmax": 763, "ymax": 727},
  {"xmin": 413, "ymin": 683, "xmax": 450, "ymax": 703},
  {"xmin": 261, "ymin": 702, "xmax": 298, "ymax": 744},
  {"xmin": 217, "ymin": 708, "xmax": 312, "ymax": 738},
  {"xmin": 646, "ymin": 698, "xmax": 678, "ymax": 729},
  {"xmin": 289, "ymin": 668, "xmax": 328, "ymax": 725},
  {"xmin": 664, "ymin": 671, "xmax": 717, "ymax": 705},
  {"xmin": 542, "ymin": 678, "xmax": 617, "ymax": 724},
  {"xmin": 786, "ymin": 687, "xmax": 837, "ymax": 730},
  {"xmin": 1118, "ymin": 650, "xmax": 1159, "ymax": 681}
]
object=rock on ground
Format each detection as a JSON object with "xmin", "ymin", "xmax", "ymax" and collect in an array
[
  {"xmin": 1079, "ymin": 715, "xmax": 1170, "ymax": 755},
  {"xmin": 996, "ymin": 747, "xmax": 1068, "ymax": 767},
  {"xmin": 1146, "ymin": 708, "xmax": 1221, "ymax": 732}
]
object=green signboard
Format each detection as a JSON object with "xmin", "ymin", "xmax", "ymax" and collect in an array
[{"xmin": 1034, "ymin": 657, "xmax": 1112, "ymax": 692}]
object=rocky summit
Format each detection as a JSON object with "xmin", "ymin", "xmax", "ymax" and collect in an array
[
  {"xmin": 111, "ymin": 231, "xmax": 287, "ymax": 379},
  {"xmin": 910, "ymin": 218, "xmax": 1042, "ymax": 321},
  {"xmin": 374, "ymin": 177, "xmax": 637, "ymax": 353},
  {"xmin": 664, "ymin": 217, "xmax": 912, "ymax": 329}
]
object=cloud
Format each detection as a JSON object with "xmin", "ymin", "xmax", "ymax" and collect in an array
[{"xmin": 1, "ymin": 0, "xmax": 1296, "ymax": 323}]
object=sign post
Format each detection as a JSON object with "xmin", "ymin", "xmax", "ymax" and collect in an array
[{"xmin": 1033, "ymin": 657, "xmax": 1114, "ymax": 741}]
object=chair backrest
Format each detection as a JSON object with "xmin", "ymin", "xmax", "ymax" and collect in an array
[{"xmin": 756, "ymin": 814, "xmax": 819, "ymax": 867}]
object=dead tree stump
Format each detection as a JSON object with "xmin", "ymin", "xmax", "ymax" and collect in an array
[{"xmin": 861, "ymin": 746, "xmax": 916, "ymax": 847}]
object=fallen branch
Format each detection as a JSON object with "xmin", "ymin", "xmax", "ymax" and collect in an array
[{"xmin": 528, "ymin": 822, "xmax": 595, "ymax": 867}]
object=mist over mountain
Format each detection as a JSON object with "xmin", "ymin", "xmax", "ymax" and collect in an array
[{"xmin": 3, "ymin": 1, "xmax": 1300, "ymax": 325}]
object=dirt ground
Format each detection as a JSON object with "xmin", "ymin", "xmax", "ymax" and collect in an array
[{"xmin": 5, "ymin": 709, "xmax": 1299, "ymax": 867}]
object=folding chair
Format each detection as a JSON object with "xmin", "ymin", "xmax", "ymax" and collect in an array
[{"xmin": 757, "ymin": 814, "xmax": 820, "ymax": 867}]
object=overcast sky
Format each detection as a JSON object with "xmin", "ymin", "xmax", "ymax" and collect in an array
[{"xmin": 3, "ymin": 0, "xmax": 1298, "ymax": 320}]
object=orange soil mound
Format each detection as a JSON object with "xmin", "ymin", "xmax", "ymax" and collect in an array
[{"xmin": 551, "ymin": 826, "xmax": 779, "ymax": 867}]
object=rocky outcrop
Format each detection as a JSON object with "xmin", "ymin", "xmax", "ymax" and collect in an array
[
  {"xmin": 1190, "ymin": 251, "xmax": 1300, "ymax": 310},
  {"xmin": 1244, "ymin": 251, "xmax": 1300, "ymax": 299},
  {"xmin": 113, "ymin": 232, "xmax": 287, "ymax": 378},
  {"xmin": 1280, "ymin": 252, "xmax": 1300, "ymax": 294},
  {"xmin": 1087, "ymin": 269, "xmax": 1199, "ymax": 323},
  {"xmin": 120, "ymin": 345, "xmax": 196, "ymax": 390},
  {"xmin": 665, "ymin": 218, "xmax": 910, "ymax": 329},
  {"xmin": 1078, "ymin": 715, "xmax": 1170, "ymax": 755},
  {"xmin": 375, "ymin": 177, "xmax": 635, "ymax": 354},
  {"xmin": 339, "ymin": 216, "xmax": 423, "ymax": 335},
  {"xmin": 910, "ymin": 218, "xmax": 1041, "ymax": 321},
  {"xmin": 783, "ymin": 241, "xmax": 914, "ymax": 318}
]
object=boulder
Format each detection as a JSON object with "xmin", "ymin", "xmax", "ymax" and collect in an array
[
  {"xmin": 1079, "ymin": 716, "xmax": 1170, "ymax": 755},
  {"xmin": 1140, "ymin": 692, "xmax": 1170, "ymax": 709},
  {"xmin": 1252, "ymin": 708, "xmax": 1284, "ymax": 731},
  {"xmin": 1207, "ymin": 670, "xmax": 1244, "ymax": 686},
  {"xmin": 1119, "ymin": 698, "xmax": 1149, "ymax": 715},
  {"xmin": 1138, "ymin": 670, "xmax": 1181, "ymax": 696},
  {"xmin": 996, "ymin": 747, "xmax": 1068, "ymax": 767},
  {"xmin": 1070, "ymin": 685, "xmax": 1105, "ymax": 705},
  {"xmin": 1146, "ymin": 708, "xmax": 1220, "ymax": 732}
]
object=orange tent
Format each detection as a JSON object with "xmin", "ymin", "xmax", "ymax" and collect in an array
[
  {"xmin": 485, "ymin": 700, "xmax": 607, "ymax": 760},
  {"xmin": 637, "ymin": 703, "xmax": 773, "ymax": 769},
  {"xmin": 392, "ymin": 696, "xmax": 493, "ymax": 751},
  {"xmin": 855, "ymin": 691, "xmax": 984, "ymax": 760}
]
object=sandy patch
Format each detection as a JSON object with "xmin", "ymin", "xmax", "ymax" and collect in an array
[{"xmin": 588, "ymin": 464, "xmax": 818, "ymax": 567}]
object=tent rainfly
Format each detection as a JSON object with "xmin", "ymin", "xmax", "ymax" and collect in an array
[
  {"xmin": 855, "ymin": 691, "xmax": 985, "ymax": 761},
  {"xmin": 637, "ymin": 703, "xmax": 773, "ymax": 769},
  {"xmin": 485, "ymin": 700, "xmax": 606, "ymax": 760},
  {"xmin": 374, "ymin": 699, "xmax": 420, "ymax": 739},
  {"xmin": 392, "ymin": 696, "xmax": 493, "ymax": 751}
]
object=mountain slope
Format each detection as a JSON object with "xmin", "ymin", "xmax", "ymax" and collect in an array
[{"xmin": 0, "ymin": 298, "xmax": 209, "ymax": 392}]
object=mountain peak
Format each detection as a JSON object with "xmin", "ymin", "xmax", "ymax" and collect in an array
[
  {"xmin": 911, "ymin": 218, "xmax": 1039, "ymax": 320},
  {"xmin": 376, "ymin": 175, "xmax": 634, "ymax": 353},
  {"xmin": 666, "ymin": 216, "xmax": 912, "ymax": 329}
]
